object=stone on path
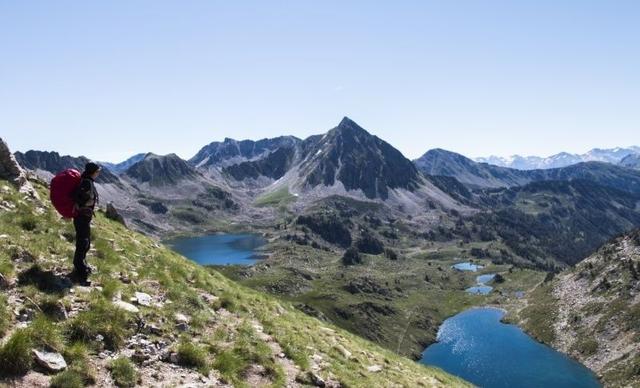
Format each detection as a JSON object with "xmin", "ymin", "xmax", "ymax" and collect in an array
[
  {"xmin": 113, "ymin": 300, "xmax": 140, "ymax": 313},
  {"xmin": 33, "ymin": 349, "xmax": 67, "ymax": 372},
  {"xmin": 135, "ymin": 292, "xmax": 152, "ymax": 307}
]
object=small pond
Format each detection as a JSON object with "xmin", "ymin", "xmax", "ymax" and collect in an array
[
  {"xmin": 452, "ymin": 262, "xmax": 483, "ymax": 272},
  {"xmin": 166, "ymin": 233, "xmax": 266, "ymax": 266}
]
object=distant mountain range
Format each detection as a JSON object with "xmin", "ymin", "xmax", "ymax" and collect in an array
[
  {"xmin": 475, "ymin": 146, "xmax": 640, "ymax": 170},
  {"xmin": 415, "ymin": 148, "xmax": 640, "ymax": 192},
  {"xmin": 11, "ymin": 117, "xmax": 640, "ymax": 268}
]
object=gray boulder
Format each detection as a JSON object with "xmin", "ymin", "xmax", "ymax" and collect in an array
[
  {"xmin": 33, "ymin": 349, "xmax": 67, "ymax": 372},
  {"xmin": 105, "ymin": 202, "xmax": 127, "ymax": 227}
]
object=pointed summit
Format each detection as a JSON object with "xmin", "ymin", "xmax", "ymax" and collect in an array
[
  {"xmin": 298, "ymin": 118, "xmax": 420, "ymax": 199},
  {"xmin": 338, "ymin": 116, "xmax": 357, "ymax": 127},
  {"xmin": 334, "ymin": 116, "xmax": 367, "ymax": 135}
]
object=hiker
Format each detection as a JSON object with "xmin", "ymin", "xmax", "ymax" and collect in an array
[{"xmin": 71, "ymin": 162, "xmax": 101, "ymax": 285}]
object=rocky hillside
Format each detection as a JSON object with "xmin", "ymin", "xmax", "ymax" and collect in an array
[
  {"xmin": 124, "ymin": 153, "xmax": 202, "ymax": 187},
  {"xmin": 620, "ymin": 153, "xmax": 640, "ymax": 170},
  {"xmin": 100, "ymin": 154, "xmax": 147, "ymax": 174},
  {"xmin": 0, "ymin": 177, "xmax": 467, "ymax": 387},
  {"xmin": 518, "ymin": 229, "xmax": 640, "ymax": 387},
  {"xmin": 467, "ymin": 180, "xmax": 640, "ymax": 268},
  {"xmin": 295, "ymin": 117, "xmax": 421, "ymax": 200},
  {"xmin": 190, "ymin": 137, "xmax": 301, "ymax": 169},
  {"xmin": 415, "ymin": 148, "xmax": 640, "ymax": 194},
  {"xmin": 14, "ymin": 150, "xmax": 122, "ymax": 186},
  {"xmin": 415, "ymin": 149, "xmax": 530, "ymax": 188}
]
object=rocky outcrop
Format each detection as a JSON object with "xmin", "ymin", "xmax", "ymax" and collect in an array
[
  {"xmin": 106, "ymin": 202, "xmax": 127, "ymax": 227},
  {"xmin": 0, "ymin": 138, "xmax": 38, "ymax": 198}
]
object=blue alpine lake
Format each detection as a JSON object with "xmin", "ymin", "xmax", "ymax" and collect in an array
[
  {"xmin": 452, "ymin": 262, "xmax": 483, "ymax": 272},
  {"xmin": 166, "ymin": 233, "xmax": 266, "ymax": 265},
  {"xmin": 420, "ymin": 307, "xmax": 601, "ymax": 388},
  {"xmin": 466, "ymin": 273, "xmax": 496, "ymax": 295}
]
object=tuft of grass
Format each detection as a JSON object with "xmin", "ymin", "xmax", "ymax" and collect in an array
[
  {"xmin": 177, "ymin": 340, "xmax": 210, "ymax": 373},
  {"xmin": 212, "ymin": 322, "xmax": 283, "ymax": 386},
  {"xmin": 212, "ymin": 350, "xmax": 246, "ymax": 384},
  {"xmin": 109, "ymin": 357, "xmax": 138, "ymax": 388},
  {"xmin": 28, "ymin": 315, "xmax": 64, "ymax": 352},
  {"xmin": 62, "ymin": 342, "xmax": 96, "ymax": 385},
  {"xmin": 0, "ymin": 329, "xmax": 33, "ymax": 377},
  {"xmin": 0, "ymin": 294, "xmax": 10, "ymax": 337},
  {"xmin": 18, "ymin": 213, "xmax": 39, "ymax": 231},
  {"xmin": 50, "ymin": 370, "xmax": 84, "ymax": 388},
  {"xmin": 66, "ymin": 298, "xmax": 131, "ymax": 350},
  {"xmin": 101, "ymin": 278, "xmax": 120, "ymax": 300}
]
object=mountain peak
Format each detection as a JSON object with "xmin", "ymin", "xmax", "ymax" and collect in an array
[
  {"xmin": 338, "ymin": 116, "xmax": 356, "ymax": 127},
  {"xmin": 336, "ymin": 116, "xmax": 364, "ymax": 132}
]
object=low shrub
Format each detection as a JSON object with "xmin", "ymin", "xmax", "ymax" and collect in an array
[
  {"xmin": 0, "ymin": 329, "xmax": 33, "ymax": 376},
  {"xmin": 109, "ymin": 357, "xmax": 138, "ymax": 388},
  {"xmin": 177, "ymin": 340, "xmax": 209, "ymax": 373}
]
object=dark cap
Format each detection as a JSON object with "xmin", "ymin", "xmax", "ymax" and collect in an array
[{"xmin": 84, "ymin": 162, "xmax": 101, "ymax": 175}]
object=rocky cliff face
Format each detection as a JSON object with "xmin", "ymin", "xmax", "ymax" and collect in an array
[
  {"xmin": 0, "ymin": 138, "xmax": 38, "ymax": 198},
  {"xmin": 296, "ymin": 117, "xmax": 421, "ymax": 199},
  {"xmin": 190, "ymin": 136, "xmax": 301, "ymax": 168}
]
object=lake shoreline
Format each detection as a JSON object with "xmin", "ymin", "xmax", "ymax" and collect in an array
[{"xmin": 420, "ymin": 306, "xmax": 601, "ymax": 387}]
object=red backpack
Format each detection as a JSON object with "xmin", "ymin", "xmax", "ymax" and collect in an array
[{"xmin": 50, "ymin": 169, "xmax": 82, "ymax": 219}]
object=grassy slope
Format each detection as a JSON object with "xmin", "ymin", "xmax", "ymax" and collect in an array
[{"xmin": 0, "ymin": 179, "xmax": 469, "ymax": 387}]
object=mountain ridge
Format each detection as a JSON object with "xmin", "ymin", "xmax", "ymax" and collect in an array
[{"xmin": 476, "ymin": 146, "xmax": 640, "ymax": 170}]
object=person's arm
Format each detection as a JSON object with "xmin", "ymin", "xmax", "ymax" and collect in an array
[{"xmin": 73, "ymin": 179, "xmax": 93, "ymax": 206}]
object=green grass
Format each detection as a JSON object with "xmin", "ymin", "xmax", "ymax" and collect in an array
[
  {"xmin": 28, "ymin": 315, "xmax": 64, "ymax": 352},
  {"xmin": 0, "ymin": 329, "xmax": 33, "ymax": 377},
  {"xmin": 177, "ymin": 340, "xmax": 210, "ymax": 373},
  {"xmin": 571, "ymin": 336, "xmax": 598, "ymax": 357},
  {"xmin": 50, "ymin": 370, "xmax": 84, "ymax": 388},
  {"xmin": 109, "ymin": 357, "xmax": 138, "ymax": 388},
  {"xmin": 61, "ymin": 342, "xmax": 96, "ymax": 385},
  {"xmin": 65, "ymin": 298, "xmax": 132, "ymax": 350},
  {"xmin": 212, "ymin": 322, "xmax": 284, "ymax": 387},
  {"xmin": 518, "ymin": 282, "xmax": 557, "ymax": 344},
  {"xmin": 0, "ymin": 294, "xmax": 10, "ymax": 337},
  {"xmin": 254, "ymin": 187, "xmax": 296, "ymax": 208}
]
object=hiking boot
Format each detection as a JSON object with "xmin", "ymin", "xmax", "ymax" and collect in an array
[{"xmin": 69, "ymin": 271, "xmax": 91, "ymax": 286}]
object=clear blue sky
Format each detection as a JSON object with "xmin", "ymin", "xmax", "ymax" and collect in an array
[{"xmin": 1, "ymin": 1, "xmax": 638, "ymax": 162}]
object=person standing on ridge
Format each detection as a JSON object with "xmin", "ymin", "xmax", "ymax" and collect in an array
[{"xmin": 71, "ymin": 162, "xmax": 101, "ymax": 286}]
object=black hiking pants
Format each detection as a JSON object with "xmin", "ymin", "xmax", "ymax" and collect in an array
[{"xmin": 73, "ymin": 214, "xmax": 92, "ymax": 277}]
